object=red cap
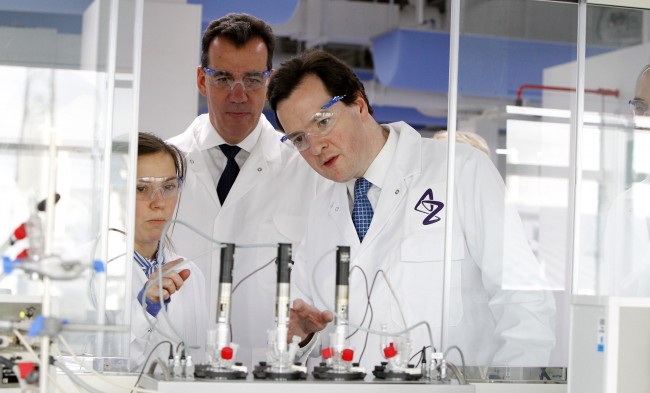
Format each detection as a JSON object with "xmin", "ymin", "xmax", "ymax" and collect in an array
[
  {"xmin": 383, "ymin": 342, "xmax": 397, "ymax": 359},
  {"xmin": 17, "ymin": 362, "xmax": 36, "ymax": 379},
  {"xmin": 14, "ymin": 223, "xmax": 27, "ymax": 241},
  {"xmin": 221, "ymin": 346, "xmax": 233, "ymax": 360},
  {"xmin": 341, "ymin": 348, "xmax": 354, "ymax": 362},
  {"xmin": 16, "ymin": 249, "xmax": 29, "ymax": 260},
  {"xmin": 321, "ymin": 347, "xmax": 333, "ymax": 359}
]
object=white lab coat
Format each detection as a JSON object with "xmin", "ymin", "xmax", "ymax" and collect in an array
[
  {"xmin": 292, "ymin": 122, "xmax": 556, "ymax": 369},
  {"xmin": 126, "ymin": 247, "xmax": 207, "ymax": 371},
  {"xmin": 604, "ymin": 177, "xmax": 650, "ymax": 296},
  {"xmin": 168, "ymin": 114, "xmax": 328, "ymax": 367}
]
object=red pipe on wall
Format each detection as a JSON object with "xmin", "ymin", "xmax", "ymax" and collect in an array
[{"xmin": 515, "ymin": 84, "xmax": 620, "ymax": 106}]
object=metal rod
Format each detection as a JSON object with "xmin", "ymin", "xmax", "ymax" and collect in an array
[{"xmin": 441, "ymin": 0, "xmax": 461, "ymax": 356}]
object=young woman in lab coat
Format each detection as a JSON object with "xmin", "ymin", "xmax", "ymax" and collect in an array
[{"xmin": 129, "ymin": 132, "xmax": 207, "ymax": 371}]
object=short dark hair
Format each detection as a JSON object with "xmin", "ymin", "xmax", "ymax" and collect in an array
[
  {"xmin": 138, "ymin": 132, "xmax": 186, "ymax": 181},
  {"xmin": 200, "ymin": 13, "xmax": 275, "ymax": 70},
  {"xmin": 267, "ymin": 49, "xmax": 373, "ymax": 131}
]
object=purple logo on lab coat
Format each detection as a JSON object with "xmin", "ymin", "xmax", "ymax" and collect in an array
[{"xmin": 414, "ymin": 189, "xmax": 444, "ymax": 225}]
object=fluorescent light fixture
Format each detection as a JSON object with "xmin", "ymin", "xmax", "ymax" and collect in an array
[
  {"xmin": 506, "ymin": 105, "xmax": 632, "ymax": 126},
  {"xmin": 506, "ymin": 106, "xmax": 570, "ymax": 118},
  {"xmin": 495, "ymin": 148, "xmax": 517, "ymax": 155}
]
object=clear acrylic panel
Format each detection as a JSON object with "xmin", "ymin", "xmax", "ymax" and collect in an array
[
  {"xmin": 579, "ymin": 4, "xmax": 650, "ymax": 298},
  {"xmin": 0, "ymin": 0, "xmax": 138, "ymax": 372},
  {"xmin": 448, "ymin": 0, "xmax": 584, "ymax": 370}
]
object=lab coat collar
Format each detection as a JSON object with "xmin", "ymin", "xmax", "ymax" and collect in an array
[
  {"xmin": 328, "ymin": 122, "xmax": 423, "ymax": 253},
  {"xmin": 256, "ymin": 114, "xmax": 284, "ymax": 165},
  {"xmin": 195, "ymin": 113, "xmax": 263, "ymax": 155},
  {"xmin": 328, "ymin": 183, "xmax": 361, "ymax": 248},
  {"xmin": 219, "ymin": 114, "xmax": 281, "ymax": 208},
  {"xmin": 172, "ymin": 115, "xmax": 221, "ymax": 207},
  {"xmin": 177, "ymin": 114, "xmax": 284, "ymax": 209},
  {"xmin": 385, "ymin": 121, "xmax": 422, "ymax": 181},
  {"xmin": 356, "ymin": 122, "xmax": 422, "ymax": 252}
]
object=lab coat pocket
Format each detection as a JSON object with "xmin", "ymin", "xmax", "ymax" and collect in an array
[{"xmin": 397, "ymin": 229, "xmax": 464, "ymax": 327}]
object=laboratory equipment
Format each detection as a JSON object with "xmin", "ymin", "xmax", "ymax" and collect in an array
[
  {"xmin": 195, "ymin": 243, "xmax": 247, "ymax": 379},
  {"xmin": 312, "ymin": 246, "xmax": 365, "ymax": 380},
  {"xmin": 253, "ymin": 243, "xmax": 306, "ymax": 380},
  {"xmin": 372, "ymin": 324, "xmax": 423, "ymax": 380}
]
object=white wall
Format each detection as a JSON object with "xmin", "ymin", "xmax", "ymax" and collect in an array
[
  {"xmin": 81, "ymin": 0, "xmax": 201, "ymax": 140},
  {"xmin": 139, "ymin": 0, "xmax": 201, "ymax": 140}
]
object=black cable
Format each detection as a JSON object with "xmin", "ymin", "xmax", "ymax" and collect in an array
[
  {"xmin": 176, "ymin": 341, "xmax": 185, "ymax": 354},
  {"xmin": 410, "ymin": 345, "xmax": 431, "ymax": 367},
  {"xmin": 130, "ymin": 340, "xmax": 173, "ymax": 393},
  {"xmin": 355, "ymin": 268, "xmax": 387, "ymax": 364},
  {"xmin": 227, "ymin": 256, "xmax": 276, "ymax": 343},
  {"xmin": 540, "ymin": 367, "xmax": 551, "ymax": 380}
]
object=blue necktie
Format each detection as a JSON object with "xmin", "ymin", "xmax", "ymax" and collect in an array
[
  {"xmin": 352, "ymin": 178, "xmax": 374, "ymax": 242},
  {"xmin": 217, "ymin": 144, "xmax": 241, "ymax": 204}
]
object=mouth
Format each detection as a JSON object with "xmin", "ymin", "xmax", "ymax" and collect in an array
[
  {"xmin": 322, "ymin": 155, "xmax": 338, "ymax": 167},
  {"xmin": 148, "ymin": 219, "xmax": 167, "ymax": 224},
  {"xmin": 226, "ymin": 108, "xmax": 250, "ymax": 118}
]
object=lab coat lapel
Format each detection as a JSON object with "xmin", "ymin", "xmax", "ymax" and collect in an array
[
  {"xmin": 186, "ymin": 143, "xmax": 221, "ymax": 209},
  {"xmin": 328, "ymin": 183, "xmax": 360, "ymax": 247},
  {"xmin": 220, "ymin": 124, "xmax": 279, "ymax": 207},
  {"xmin": 360, "ymin": 123, "xmax": 421, "ymax": 249}
]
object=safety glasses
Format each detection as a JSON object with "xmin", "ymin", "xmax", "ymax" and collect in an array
[
  {"xmin": 203, "ymin": 67, "xmax": 271, "ymax": 91},
  {"xmin": 136, "ymin": 176, "xmax": 182, "ymax": 201},
  {"xmin": 280, "ymin": 95, "xmax": 346, "ymax": 152}
]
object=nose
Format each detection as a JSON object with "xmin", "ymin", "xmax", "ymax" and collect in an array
[
  {"xmin": 229, "ymin": 81, "xmax": 247, "ymax": 103},
  {"xmin": 150, "ymin": 187, "xmax": 166, "ymax": 204},
  {"xmin": 306, "ymin": 133, "xmax": 327, "ymax": 156}
]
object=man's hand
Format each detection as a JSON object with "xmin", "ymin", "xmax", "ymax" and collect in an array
[
  {"xmin": 288, "ymin": 298, "xmax": 333, "ymax": 344},
  {"xmin": 145, "ymin": 258, "xmax": 190, "ymax": 303}
]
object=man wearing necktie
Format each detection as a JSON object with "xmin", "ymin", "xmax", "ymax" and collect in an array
[
  {"xmin": 167, "ymin": 14, "xmax": 329, "ymax": 368},
  {"xmin": 268, "ymin": 50, "xmax": 556, "ymax": 371}
]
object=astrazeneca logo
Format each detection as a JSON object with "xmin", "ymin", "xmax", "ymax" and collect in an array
[{"xmin": 414, "ymin": 189, "xmax": 444, "ymax": 225}]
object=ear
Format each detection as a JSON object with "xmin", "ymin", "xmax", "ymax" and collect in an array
[
  {"xmin": 354, "ymin": 93, "xmax": 370, "ymax": 120},
  {"xmin": 197, "ymin": 66, "xmax": 207, "ymax": 97}
]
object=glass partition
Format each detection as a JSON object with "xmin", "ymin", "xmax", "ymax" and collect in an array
[
  {"xmin": 449, "ymin": 0, "xmax": 583, "ymax": 372},
  {"xmin": 443, "ymin": 0, "xmax": 648, "ymax": 383},
  {"xmin": 579, "ymin": 4, "xmax": 650, "ymax": 298},
  {"xmin": 0, "ymin": 0, "xmax": 138, "ymax": 372}
]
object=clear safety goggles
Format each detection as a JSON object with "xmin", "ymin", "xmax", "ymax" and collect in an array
[
  {"xmin": 629, "ymin": 99, "xmax": 649, "ymax": 117},
  {"xmin": 203, "ymin": 66, "xmax": 271, "ymax": 91},
  {"xmin": 136, "ymin": 176, "xmax": 182, "ymax": 201},
  {"xmin": 280, "ymin": 95, "xmax": 346, "ymax": 152}
]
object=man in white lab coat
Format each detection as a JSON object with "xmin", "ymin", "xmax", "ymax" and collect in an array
[
  {"xmin": 267, "ymin": 50, "xmax": 556, "ymax": 370},
  {"xmin": 168, "ymin": 14, "xmax": 327, "ymax": 367}
]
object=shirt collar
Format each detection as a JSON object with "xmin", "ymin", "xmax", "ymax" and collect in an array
[
  {"xmin": 198, "ymin": 115, "xmax": 263, "ymax": 154},
  {"xmin": 347, "ymin": 125, "xmax": 397, "ymax": 193}
]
